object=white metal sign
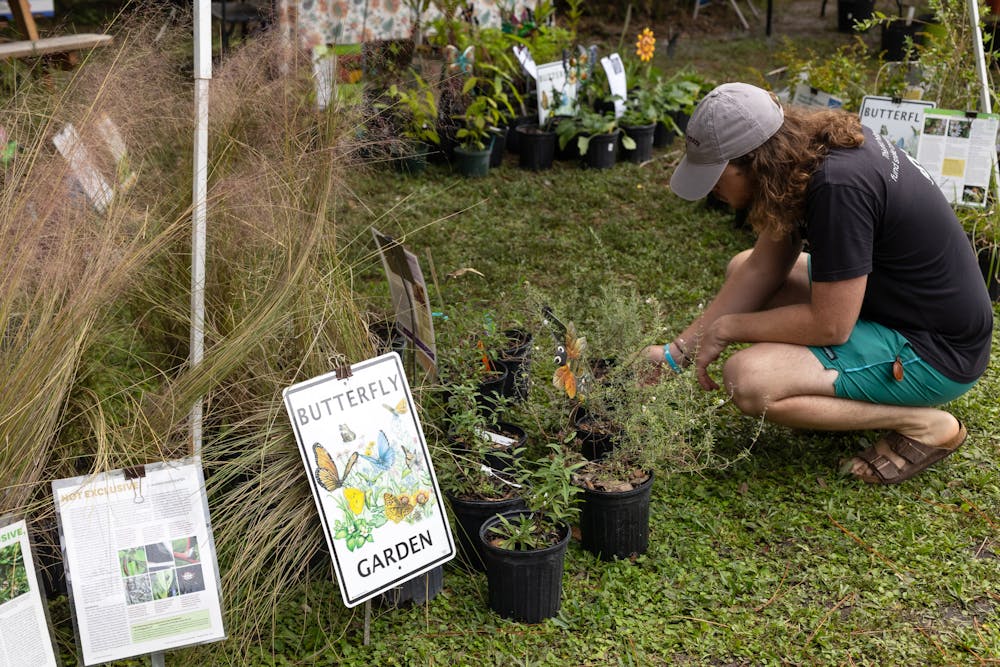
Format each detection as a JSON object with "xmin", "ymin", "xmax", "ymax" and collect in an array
[{"xmin": 283, "ymin": 352, "xmax": 454, "ymax": 607}]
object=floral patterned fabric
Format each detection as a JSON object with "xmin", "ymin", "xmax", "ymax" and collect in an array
[{"xmin": 278, "ymin": 0, "xmax": 521, "ymax": 49}]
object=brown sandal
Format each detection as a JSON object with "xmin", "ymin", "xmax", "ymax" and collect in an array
[{"xmin": 850, "ymin": 422, "xmax": 968, "ymax": 485}]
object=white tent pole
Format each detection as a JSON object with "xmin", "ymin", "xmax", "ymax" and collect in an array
[
  {"xmin": 190, "ymin": 0, "xmax": 213, "ymax": 461},
  {"xmin": 967, "ymin": 0, "xmax": 992, "ymax": 114},
  {"xmin": 965, "ymin": 0, "xmax": 998, "ymax": 203}
]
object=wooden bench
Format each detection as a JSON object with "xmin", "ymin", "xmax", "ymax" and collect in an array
[
  {"xmin": 0, "ymin": 33, "xmax": 112, "ymax": 60},
  {"xmin": 0, "ymin": 0, "xmax": 112, "ymax": 64}
]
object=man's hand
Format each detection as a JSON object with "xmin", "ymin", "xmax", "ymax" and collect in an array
[{"xmin": 694, "ymin": 320, "xmax": 729, "ymax": 391}]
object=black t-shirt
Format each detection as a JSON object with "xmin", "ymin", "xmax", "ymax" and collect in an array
[{"xmin": 803, "ymin": 127, "xmax": 993, "ymax": 383}]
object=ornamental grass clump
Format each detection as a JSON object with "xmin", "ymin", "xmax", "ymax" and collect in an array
[{"xmin": 2, "ymin": 9, "xmax": 381, "ymax": 660}]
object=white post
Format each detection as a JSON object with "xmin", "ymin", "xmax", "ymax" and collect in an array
[
  {"xmin": 190, "ymin": 0, "xmax": 213, "ymax": 459},
  {"xmin": 965, "ymin": 0, "xmax": 998, "ymax": 202}
]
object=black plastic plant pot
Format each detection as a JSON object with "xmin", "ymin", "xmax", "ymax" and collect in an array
[
  {"xmin": 579, "ymin": 472, "xmax": 654, "ymax": 561},
  {"xmin": 516, "ymin": 124, "xmax": 556, "ymax": 171},
  {"xmin": 489, "ymin": 127, "xmax": 508, "ymax": 168},
  {"xmin": 977, "ymin": 246, "xmax": 1000, "ymax": 301},
  {"xmin": 585, "ymin": 132, "xmax": 619, "ymax": 170},
  {"xmin": 621, "ymin": 123, "xmax": 656, "ymax": 164},
  {"xmin": 506, "ymin": 116, "xmax": 534, "ymax": 154},
  {"xmin": 500, "ymin": 328, "xmax": 533, "ymax": 402},
  {"xmin": 475, "ymin": 359, "xmax": 509, "ymax": 412},
  {"xmin": 447, "ymin": 493, "xmax": 527, "ymax": 571},
  {"xmin": 653, "ymin": 120, "xmax": 674, "ymax": 148},
  {"xmin": 378, "ymin": 564, "xmax": 443, "ymax": 607},
  {"xmin": 371, "ymin": 320, "xmax": 406, "ymax": 356},
  {"xmin": 881, "ymin": 18, "xmax": 924, "ymax": 61},
  {"xmin": 837, "ymin": 0, "xmax": 874, "ymax": 32},
  {"xmin": 454, "ymin": 144, "xmax": 492, "ymax": 178},
  {"xmin": 479, "ymin": 510, "xmax": 570, "ymax": 623},
  {"xmin": 574, "ymin": 411, "xmax": 620, "ymax": 461},
  {"xmin": 482, "ymin": 421, "xmax": 527, "ymax": 473},
  {"xmin": 393, "ymin": 141, "xmax": 429, "ymax": 176}
]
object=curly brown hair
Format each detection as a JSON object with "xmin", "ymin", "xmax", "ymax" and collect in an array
[{"xmin": 734, "ymin": 106, "xmax": 864, "ymax": 239}]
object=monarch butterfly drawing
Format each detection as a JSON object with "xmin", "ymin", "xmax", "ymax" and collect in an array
[{"xmin": 313, "ymin": 444, "xmax": 357, "ymax": 492}]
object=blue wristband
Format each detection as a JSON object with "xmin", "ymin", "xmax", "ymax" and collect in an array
[{"xmin": 663, "ymin": 344, "xmax": 681, "ymax": 372}]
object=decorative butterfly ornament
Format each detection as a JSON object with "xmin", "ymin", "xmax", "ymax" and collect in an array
[
  {"xmin": 552, "ymin": 321, "xmax": 587, "ymax": 400},
  {"xmin": 444, "ymin": 45, "xmax": 475, "ymax": 75},
  {"xmin": 313, "ymin": 444, "xmax": 357, "ymax": 492}
]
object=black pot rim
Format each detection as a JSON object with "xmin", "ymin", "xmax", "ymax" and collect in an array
[
  {"xmin": 579, "ymin": 470, "xmax": 655, "ymax": 498},
  {"xmin": 478, "ymin": 509, "xmax": 570, "ymax": 556}
]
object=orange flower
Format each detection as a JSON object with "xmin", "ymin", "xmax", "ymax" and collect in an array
[{"xmin": 636, "ymin": 27, "xmax": 656, "ymax": 63}]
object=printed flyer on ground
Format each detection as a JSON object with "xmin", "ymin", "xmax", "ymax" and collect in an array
[
  {"xmin": 915, "ymin": 108, "xmax": 1000, "ymax": 207},
  {"xmin": 52, "ymin": 459, "xmax": 225, "ymax": 666},
  {"xmin": 283, "ymin": 352, "xmax": 454, "ymax": 607},
  {"xmin": 0, "ymin": 518, "xmax": 59, "ymax": 667}
]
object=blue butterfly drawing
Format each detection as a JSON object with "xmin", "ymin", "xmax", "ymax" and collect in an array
[{"xmin": 359, "ymin": 431, "xmax": 396, "ymax": 472}]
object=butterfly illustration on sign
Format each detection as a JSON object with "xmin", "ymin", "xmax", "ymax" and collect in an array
[
  {"xmin": 383, "ymin": 492, "xmax": 415, "ymax": 523},
  {"xmin": 339, "ymin": 423, "xmax": 356, "ymax": 442},
  {"xmin": 313, "ymin": 443, "xmax": 358, "ymax": 492},
  {"xmin": 360, "ymin": 431, "xmax": 397, "ymax": 472},
  {"xmin": 382, "ymin": 398, "xmax": 408, "ymax": 418}
]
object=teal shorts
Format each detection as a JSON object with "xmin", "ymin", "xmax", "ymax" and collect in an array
[{"xmin": 808, "ymin": 320, "xmax": 977, "ymax": 407}]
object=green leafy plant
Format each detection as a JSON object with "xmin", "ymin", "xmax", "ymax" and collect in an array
[
  {"xmin": 620, "ymin": 87, "xmax": 660, "ymax": 127},
  {"xmin": 774, "ymin": 37, "xmax": 874, "ymax": 111},
  {"xmin": 386, "ymin": 72, "xmax": 442, "ymax": 145},
  {"xmin": 555, "ymin": 107, "xmax": 632, "ymax": 154},
  {"xmin": 454, "ymin": 75, "xmax": 515, "ymax": 150},
  {"xmin": 486, "ymin": 442, "xmax": 583, "ymax": 550}
]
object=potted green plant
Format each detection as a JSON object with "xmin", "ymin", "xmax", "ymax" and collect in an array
[
  {"xmin": 453, "ymin": 75, "xmax": 515, "ymax": 177},
  {"xmin": 958, "ymin": 205, "xmax": 1000, "ymax": 301},
  {"xmin": 536, "ymin": 287, "xmax": 754, "ymax": 562},
  {"xmin": 650, "ymin": 69, "xmax": 712, "ymax": 147},
  {"xmin": 478, "ymin": 442, "xmax": 583, "ymax": 622},
  {"xmin": 618, "ymin": 87, "xmax": 659, "ymax": 164},
  {"xmin": 385, "ymin": 72, "xmax": 442, "ymax": 175},
  {"xmin": 554, "ymin": 107, "xmax": 628, "ymax": 170},
  {"xmin": 433, "ymin": 381, "xmax": 527, "ymax": 571}
]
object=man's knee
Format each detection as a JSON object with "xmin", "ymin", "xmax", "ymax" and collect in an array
[{"xmin": 722, "ymin": 350, "xmax": 769, "ymax": 416}]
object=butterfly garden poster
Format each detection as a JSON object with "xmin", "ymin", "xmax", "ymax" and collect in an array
[{"xmin": 283, "ymin": 352, "xmax": 454, "ymax": 607}]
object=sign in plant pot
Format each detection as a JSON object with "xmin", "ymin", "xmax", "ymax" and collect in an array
[{"xmin": 283, "ymin": 352, "xmax": 455, "ymax": 607}]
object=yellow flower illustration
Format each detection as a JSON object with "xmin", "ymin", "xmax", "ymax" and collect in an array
[{"xmin": 636, "ymin": 27, "xmax": 656, "ymax": 63}]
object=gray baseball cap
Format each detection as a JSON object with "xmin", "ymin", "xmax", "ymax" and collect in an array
[{"xmin": 669, "ymin": 83, "xmax": 784, "ymax": 201}]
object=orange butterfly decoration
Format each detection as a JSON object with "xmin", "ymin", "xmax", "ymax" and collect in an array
[{"xmin": 552, "ymin": 321, "xmax": 586, "ymax": 400}]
